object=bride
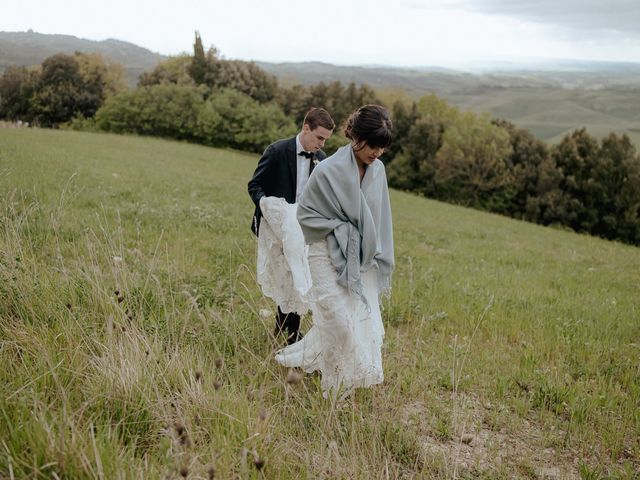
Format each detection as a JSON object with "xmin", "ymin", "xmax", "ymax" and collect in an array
[{"xmin": 271, "ymin": 105, "xmax": 395, "ymax": 399}]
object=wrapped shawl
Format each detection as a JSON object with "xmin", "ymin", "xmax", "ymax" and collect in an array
[{"xmin": 297, "ymin": 144, "xmax": 394, "ymax": 305}]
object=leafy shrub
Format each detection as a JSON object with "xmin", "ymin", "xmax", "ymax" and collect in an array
[
  {"xmin": 95, "ymin": 84, "xmax": 207, "ymax": 140},
  {"xmin": 201, "ymin": 88, "xmax": 295, "ymax": 152},
  {"xmin": 96, "ymin": 85, "xmax": 295, "ymax": 153}
]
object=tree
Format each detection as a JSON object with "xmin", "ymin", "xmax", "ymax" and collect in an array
[
  {"xmin": 181, "ymin": 32, "xmax": 278, "ymax": 103},
  {"xmin": 277, "ymin": 80, "xmax": 381, "ymax": 130},
  {"xmin": 75, "ymin": 52, "xmax": 126, "ymax": 99},
  {"xmin": 0, "ymin": 66, "xmax": 38, "ymax": 122},
  {"xmin": 385, "ymin": 99, "xmax": 418, "ymax": 163},
  {"xmin": 275, "ymin": 83, "xmax": 310, "ymax": 120},
  {"xmin": 493, "ymin": 119, "xmax": 561, "ymax": 221},
  {"xmin": 550, "ymin": 129, "xmax": 601, "ymax": 232},
  {"xmin": 212, "ymin": 60, "xmax": 278, "ymax": 103},
  {"xmin": 592, "ymin": 133, "xmax": 640, "ymax": 243},
  {"xmin": 546, "ymin": 129, "xmax": 640, "ymax": 244},
  {"xmin": 138, "ymin": 55, "xmax": 194, "ymax": 87},
  {"xmin": 32, "ymin": 54, "xmax": 90, "ymax": 126},
  {"xmin": 387, "ymin": 116, "xmax": 444, "ymax": 195},
  {"xmin": 433, "ymin": 111, "xmax": 513, "ymax": 210},
  {"xmin": 188, "ymin": 31, "xmax": 209, "ymax": 85}
]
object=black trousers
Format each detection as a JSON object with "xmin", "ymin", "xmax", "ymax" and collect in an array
[{"xmin": 275, "ymin": 306, "xmax": 300, "ymax": 336}]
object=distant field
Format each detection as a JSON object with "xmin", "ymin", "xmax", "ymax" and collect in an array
[
  {"xmin": 1, "ymin": 129, "xmax": 638, "ymax": 478},
  {"xmin": 448, "ymin": 86, "xmax": 640, "ymax": 147}
]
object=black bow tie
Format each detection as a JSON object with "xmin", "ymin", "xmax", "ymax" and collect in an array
[{"xmin": 298, "ymin": 151, "xmax": 314, "ymax": 159}]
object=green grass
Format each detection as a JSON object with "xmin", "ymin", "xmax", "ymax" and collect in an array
[{"xmin": 1, "ymin": 128, "xmax": 639, "ymax": 478}]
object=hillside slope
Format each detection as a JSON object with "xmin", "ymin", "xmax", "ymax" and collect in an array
[{"xmin": 0, "ymin": 129, "xmax": 638, "ymax": 478}]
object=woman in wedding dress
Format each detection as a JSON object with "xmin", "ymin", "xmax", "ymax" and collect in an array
[{"xmin": 274, "ymin": 105, "xmax": 395, "ymax": 398}]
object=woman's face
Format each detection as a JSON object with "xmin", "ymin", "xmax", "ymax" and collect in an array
[{"xmin": 353, "ymin": 142, "xmax": 385, "ymax": 166}]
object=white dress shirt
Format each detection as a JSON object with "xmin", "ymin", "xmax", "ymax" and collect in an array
[{"xmin": 295, "ymin": 134, "xmax": 311, "ymax": 202}]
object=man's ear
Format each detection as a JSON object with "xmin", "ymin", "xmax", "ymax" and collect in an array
[{"xmin": 302, "ymin": 123, "xmax": 311, "ymax": 134}]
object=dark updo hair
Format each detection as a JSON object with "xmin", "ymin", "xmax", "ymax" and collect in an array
[{"xmin": 343, "ymin": 104, "xmax": 393, "ymax": 150}]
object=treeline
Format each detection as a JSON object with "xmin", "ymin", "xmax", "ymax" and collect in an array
[
  {"xmin": 0, "ymin": 52, "xmax": 126, "ymax": 127},
  {"xmin": 387, "ymin": 96, "xmax": 640, "ymax": 245},
  {"xmin": 1, "ymin": 33, "xmax": 639, "ymax": 245}
]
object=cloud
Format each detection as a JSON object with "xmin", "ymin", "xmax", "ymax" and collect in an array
[{"xmin": 460, "ymin": 0, "xmax": 640, "ymax": 37}]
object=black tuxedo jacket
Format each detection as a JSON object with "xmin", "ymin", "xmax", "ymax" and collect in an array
[{"xmin": 248, "ymin": 136, "xmax": 327, "ymax": 236}]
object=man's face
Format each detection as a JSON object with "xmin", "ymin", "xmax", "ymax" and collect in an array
[{"xmin": 300, "ymin": 124, "xmax": 333, "ymax": 152}]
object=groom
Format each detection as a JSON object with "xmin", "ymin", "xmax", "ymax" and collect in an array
[{"xmin": 248, "ymin": 107, "xmax": 335, "ymax": 344}]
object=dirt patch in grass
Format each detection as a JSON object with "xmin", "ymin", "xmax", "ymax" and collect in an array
[{"xmin": 401, "ymin": 394, "xmax": 584, "ymax": 478}]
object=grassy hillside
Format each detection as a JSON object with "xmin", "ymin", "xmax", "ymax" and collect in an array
[{"xmin": 0, "ymin": 129, "xmax": 638, "ymax": 478}]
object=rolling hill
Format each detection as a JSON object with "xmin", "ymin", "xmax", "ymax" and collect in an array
[
  {"xmin": 256, "ymin": 61, "xmax": 640, "ymax": 146},
  {"xmin": 0, "ymin": 31, "xmax": 166, "ymax": 86}
]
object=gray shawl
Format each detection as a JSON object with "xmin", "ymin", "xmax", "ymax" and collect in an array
[{"xmin": 297, "ymin": 144, "xmax": 394, "ymax": 305}]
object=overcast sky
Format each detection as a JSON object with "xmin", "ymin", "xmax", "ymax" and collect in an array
[{"xmin": 3, "ymin": 0, "xmax": 640, "ymax": 67}]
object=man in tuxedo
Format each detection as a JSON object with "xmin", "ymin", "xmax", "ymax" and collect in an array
[{"xmin": 248, "ymin": 107, "xmax": 335, "ymax": 344}]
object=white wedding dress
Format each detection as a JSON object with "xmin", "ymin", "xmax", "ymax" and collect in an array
[
  {"xmin": 257, "ymin": 197, "xmax": 384, "ymax": 398},
  {"xmin": 257, "ymin": 197, "xmax": 312, "ymax": 315}
]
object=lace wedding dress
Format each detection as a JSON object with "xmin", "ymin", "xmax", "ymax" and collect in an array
[
  {"xmin": 257, "ymin": 197, "xmax": 384, "ymax": 398},
  {"xmin": 257, "ymin": 197, "xmax": 312, "ymax": 315}
]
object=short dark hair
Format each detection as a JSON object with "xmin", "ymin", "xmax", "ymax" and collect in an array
[
  {"xmin": 303, "ymin": 107, "xmax": 335, "ymax": 131},
  {"xmin": 344, "ymin": 104, "xmax": 393, "ymax": 150}
]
